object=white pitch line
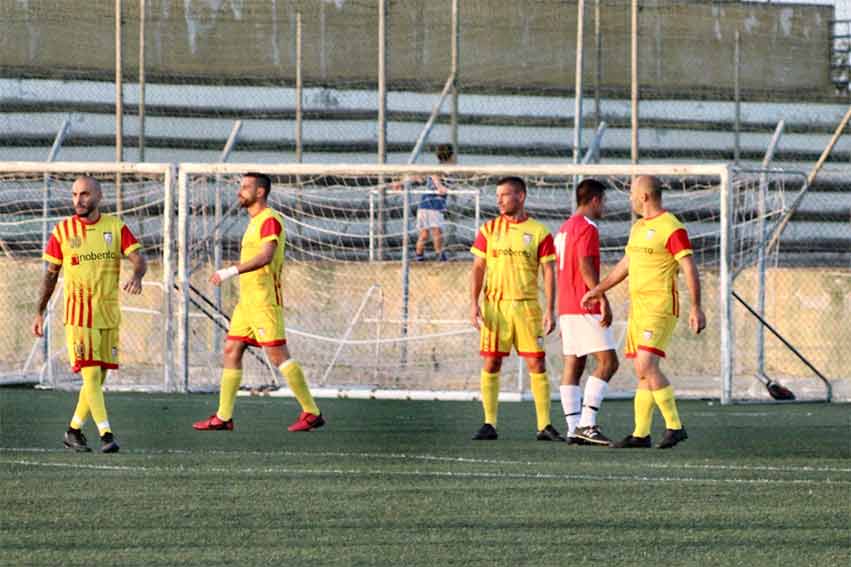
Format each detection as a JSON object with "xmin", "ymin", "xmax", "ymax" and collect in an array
[
  {"xmin": 2, "ymin": 458, "xmax": 849, "ymax": 486},
  {"xmin": 1, "ymin": 447, "xmax": 850, "ymax": 474}
]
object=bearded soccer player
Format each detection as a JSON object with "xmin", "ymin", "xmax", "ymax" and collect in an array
[
  {"xmin": 193, "ymin": 173, "xmax": 323, "ymax": 433},
  {"xmin": 470, "ymin": 176, "xmax": 562, "ymax": 441},
  {"xmin": 32, "ymin": 176, "xmax": 147, "ymax": 453},
  {"xmin": 582, "ymin": 175, "xmax": 706, "ymax": 449},
  {"xmin": 554, "ymin": 178, "xmax": 619, "ymax": 446}
]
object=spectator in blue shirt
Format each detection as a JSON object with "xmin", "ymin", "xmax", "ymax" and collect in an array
[{"xmin": 416, "ymin": 144, "xmax": 455, "ymax": 261}]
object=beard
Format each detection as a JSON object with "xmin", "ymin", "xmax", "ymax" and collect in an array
[{"xmin": 75, "ymin": 204, "xmax": 95, "ymax": 218}]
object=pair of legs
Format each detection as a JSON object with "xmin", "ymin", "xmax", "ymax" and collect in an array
[
  {"xmin": 415, "ymin": 227, "xmax": 443, "ymax": 258},
  {"xmin": 560, "ymin": 349, "xmax": 618, "ymax": 442},
  {"xmin": 64, "ymin": 325, "xmax": 119, "ymax": 453},
  {"xmin": 558, "ymin": 313, "xmax": 619, "ymax": 443},
  {"xmin": 65, "ymin": 365, "xmax": 118, "ymax": 452},
  {"xmin": 629, "ymin": 349, "xmax": 682, "ymax": 435},
  {"xmin": 206, "ymin": 338, "xmax": 321, "ymax": 428},
  {"xmin": 196, "ymin": 301, "xmax": 322, "ymax": 431},
  {"xmin": 478, "ymin": 354, "xmax": 558, "ymax": 438},
  {"xmin": 612, "ymin": 310, "xmax": 687, "ymax": 449},
  {"xmin": 476, "ymin": 299, "xmax": 558, "ymax": 439}
]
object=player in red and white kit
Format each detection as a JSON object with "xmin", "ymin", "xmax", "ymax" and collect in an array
[{"xmin": 554, "ymin": 178, "xmax": 619, "ymax": 445}]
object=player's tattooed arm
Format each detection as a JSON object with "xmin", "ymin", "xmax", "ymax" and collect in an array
[{"xmin": 32, "ymin": 263, "xmax": 60, "ymax": 337}]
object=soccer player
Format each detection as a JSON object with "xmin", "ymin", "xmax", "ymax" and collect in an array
[
  {"xmin": 554, "ymin": 178, "xmax": 619, "ymax": 446},
  {"xmin": 193, "ymin": 173, "xmax": 324, "ymax": 433},
  {"xmin": 582, "ymin": 175, "xmax": 706, "ymax": 449},
  {"xmin": 32, "ymin": 176, "xmax": 147, "ymax": 453},
  {"xmin": 469, "ymin": 176, "xmax": 563, "ymax": 441}
]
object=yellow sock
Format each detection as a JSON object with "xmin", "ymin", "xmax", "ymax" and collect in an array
[
  {"xmin": 632, "ymin": 388, "xmax": 655, "ymax": 438},
  {"xmin": 480, "ymin": 370, "xmax": 500, "ymax": 426},
  {"xmin": 530, "ymin": 372, "xmax": 551, "ymax": 431},
  {"xmin": 652, "ymin": 385, "xmax": 683, "ymax": 430},
  {"xmin": 216, "ymin": 368, "xmax": 242, "ymax": 421},
  {"xmin": 69, "ymin": 384, "xmax": 90, "ymax": 430},
  {"xmin": 81, "ymin": 366, "xmax": 110, "ymax": 435},
  {"xmin": 279, "ymin": 360, "xmax": 320, "ymax": 415}
]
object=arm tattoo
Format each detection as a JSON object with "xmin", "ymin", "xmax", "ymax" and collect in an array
[{"xmin": 36, "ymin": 269, "xmax": 60, "ymax": 315}]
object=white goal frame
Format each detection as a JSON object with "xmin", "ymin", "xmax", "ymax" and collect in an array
[{"xmin": 177, "ymin": 162, "xmax": 739, "ymax": 402}]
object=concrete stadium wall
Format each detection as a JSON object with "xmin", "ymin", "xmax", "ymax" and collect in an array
[{"xmin": 0, "ymin": 0, "xmax": 835, "ymax": 97}]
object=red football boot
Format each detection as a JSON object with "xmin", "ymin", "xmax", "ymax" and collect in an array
[
  {"xmin": 193, "ymin": 414, "xmax": 234, "ymax": 431},
  {"xmin": 287, "ymin": 411, "xmax": 325, "ymax": 432}
]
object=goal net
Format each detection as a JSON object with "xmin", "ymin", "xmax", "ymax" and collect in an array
[
  {"xmin": 0, "ymin": 162, "xmax": 176, "ymax": 391},
  {"xmin": 176, "ymin": 163, "xmax": 834, "ymax": 403},
  {"xmin": 3, "ymin": 161, "xmax": 835, "ymax": 402}
]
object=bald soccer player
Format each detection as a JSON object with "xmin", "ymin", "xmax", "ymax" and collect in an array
[
  {"xmin": 33, "ymin": 176, "xmax": 147, "ymax": 453},
  {"xmin": 582, "ymin": 175, "xmax": 705, "ymax": 449}
]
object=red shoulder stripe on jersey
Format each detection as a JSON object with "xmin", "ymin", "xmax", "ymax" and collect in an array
[
  {"xmin": 61, "ymin": 219, "xmax": 70, "ymax": 241},
  {"xmin": 666, "ymin": 228, "xmax": 692, "ymax": 256},
  {"xmin": 45, "ymin": 233, "xmax": 63, "ymax": 261},
  {"xmin": 71, "ymin": 217, "xmax": 79, "ymax": 238},
  {"xmin": 472, "ymin": 229, "xmax": 488, "ymax": 254},
  {"xmin": 260, "ymin": 216, "xmax": 283, "ymax": 238},
  {"xmin": 120, "ymin": 225, "xmax": 139, "ymax": 253},
  {"xmin": 538, "ymin": 233, "xmax": 555, "ymax": 259}
]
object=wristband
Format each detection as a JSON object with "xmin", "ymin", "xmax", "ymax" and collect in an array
[{"xmin": 216, "ymin": 266, "xmax": 239, "ymax": 281}]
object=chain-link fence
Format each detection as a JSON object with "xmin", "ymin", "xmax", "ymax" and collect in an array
[{"xmin": 0, "ymin": 1, "xmax": 848, "ymax": 399}]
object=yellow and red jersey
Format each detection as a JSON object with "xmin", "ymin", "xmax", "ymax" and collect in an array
[
  {"xmin": 471, "ymin": 215, "xmax": 556, "ymax": 301},
  {"xmin": 625, "ymin": 210, "xmax": 693, "ymax": 316},
  {"xmin": 239, "ymin": 207, "xmax": 286, "ymax": 307},
  {"xmin": 43, "ymin": 214, "xmax": 141, "ymax": 329}
]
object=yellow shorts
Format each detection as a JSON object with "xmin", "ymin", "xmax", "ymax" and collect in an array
[
  {"xmin": 227, "ymin": 302, "xmax": 287, "ymax": 347},
  {"xmin": 65, "ymin": 326, "xmax": 119, "ymax": 373},
  {"xmin": 624, "ymin": 309, "xmax": 678, "ymax": 359},
  {"xmin": 480, "ymin": 300, "xmax": 545, "ymax": 359}
]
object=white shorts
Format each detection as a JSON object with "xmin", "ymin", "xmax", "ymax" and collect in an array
[
  {"xmin": 559, "ymin": 314, "xmax": 617, "ymax": 357},
  {"xmin": 417, "ymin": 208, "xmax": 445, "ymax": 231}
]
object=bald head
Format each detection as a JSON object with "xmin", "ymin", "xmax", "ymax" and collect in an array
[
  {"xmin": 630, "ymin": 175, "xmax": 664, "ymax": 217},
  {"xmin": 71, "ymin": 175, "xmax": 102, "ymax": 220},
  {"xmin": 634, "ymin": 175, "xmax": 662, "ymax": 201},
  {"xmin": 72, "ymin": 175, "xmax": 102, "ymax": 194}
]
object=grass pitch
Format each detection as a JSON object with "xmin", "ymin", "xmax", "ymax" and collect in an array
[{"xmin": 0, "ymin": 388, "xmax": 848, "ymax": 566}]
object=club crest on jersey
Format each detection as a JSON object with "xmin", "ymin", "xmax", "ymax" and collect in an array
[
  {"xmin": 643, "ymin": 329, "xmax": 654, "ymax": 340},
  {"xmin": 69, "ymin": 236, "xmax": 82, "ymax": 249},
  {"xmin": 74, "ymin": 343, "xmax": 84, "ymax": 359},
  {"xmin": 523, "ymin": 233, "xmax": 533, "ymax": 246},
  {"xmin": 258, "ymin": 327, "xmax": 266, "ymax": 337},
  {"xmin": 103, "ymin": 232, "xmax": 113, "ymax": 247},
  {"xmin": 645, "ymin": 229, "xmax": 656, "ymax": 240}
]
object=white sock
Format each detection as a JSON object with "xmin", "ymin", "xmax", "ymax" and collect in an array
[
  {"xmin": 559, "ymin": 385, "xmax": 582, "ymax": 436},
  {"xmin": 578, "ymin": 376, "xmax": 608, "ymax": 428}
]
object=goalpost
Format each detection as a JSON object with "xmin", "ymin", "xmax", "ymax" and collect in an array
[
  {"xmin": 176, "ymin": 162, "xmax": 830, "ymax": 403},
  {"xmin": 0, "ymin": 161, "xmax": 834, "ymax": 402}
]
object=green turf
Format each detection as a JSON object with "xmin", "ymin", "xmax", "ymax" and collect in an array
[{"xmin": 0, "ymin": 388, "xmax": 848, "ymax": 566}]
